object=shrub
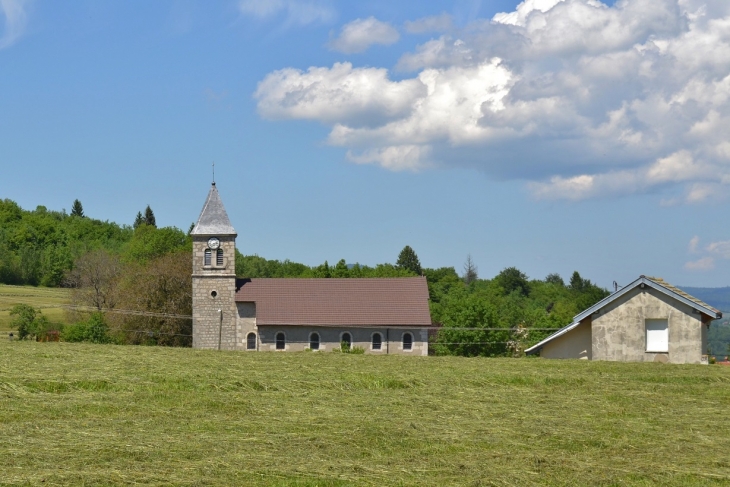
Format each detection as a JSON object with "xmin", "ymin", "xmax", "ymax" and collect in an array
[
  {"xmin": 61, "ymin": 313, "xmax": 111, "ymax": 344},
  {"xmin": 62, "ymin": 321, "xmax": 90, "ymax": 343},
  {"xmin": 9, "ymin": 304, "xmax": 58, "ymax": 341},
  {"xmin": 339, "ymin": 342, "xmax": 365, "ymax": 354}
]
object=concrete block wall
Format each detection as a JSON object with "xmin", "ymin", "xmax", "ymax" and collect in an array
[
  {"xmin": 540, "ymin": 320, "xmax": 592, "ymax": 360},
  {"xmin": 591, "ymin": 287, "xmax": 704, "ymax": 364}
]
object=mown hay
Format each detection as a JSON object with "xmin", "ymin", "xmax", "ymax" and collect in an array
[{"xmin": 1, "ymin": 341, "xmax": 730, "ymax": 486}]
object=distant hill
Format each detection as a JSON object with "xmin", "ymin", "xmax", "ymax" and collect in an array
[{"xmin": 680, "ymin": 287, "xmax": 730, "ymax": 313}]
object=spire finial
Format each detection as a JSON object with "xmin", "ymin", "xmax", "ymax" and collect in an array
[{"xmin": 212, "ymin": 162, "xmax": 215, "ymax": 185}]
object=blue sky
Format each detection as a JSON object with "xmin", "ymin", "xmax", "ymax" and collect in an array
[{"xmin": 2, "ymin": 0, "xmax": 730, "ymax": 288}]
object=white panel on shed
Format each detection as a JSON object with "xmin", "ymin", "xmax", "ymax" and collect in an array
[{"xmin": 646, "ymin": 319, "xmax": 668, "ymax": 352}]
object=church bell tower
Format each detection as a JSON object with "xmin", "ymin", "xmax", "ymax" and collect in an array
[{"xmin": 191, "ymin": 183, "xmax": 237, "ymax": 350}]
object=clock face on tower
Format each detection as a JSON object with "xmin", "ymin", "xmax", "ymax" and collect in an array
[{"xmin": 207, "ymin": 237, "xmax": 220, "ymax": 250}]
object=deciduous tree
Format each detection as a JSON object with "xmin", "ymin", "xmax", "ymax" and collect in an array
[
  {"xmin": 65, "ymin": 249, "xmax": 122, "ymax": 312},
  {"xmin": 9, "ymin": 304, "xmax": 53, "ymax": 340},
  {"xmin": 111, "ymin": 251, "xmax": 192, "ymax": 346},
  {"xmin": 495, "ymin": 267, "xmax": 530, "ymax": 296},
  {"xmin": 545, "ymin": 273, "xmax": 565, "ymax": 286}
]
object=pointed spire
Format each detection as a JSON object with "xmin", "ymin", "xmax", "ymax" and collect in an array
[{"xmin": 191, "ymin": 183, "xmax": 237, "ymax": 236}]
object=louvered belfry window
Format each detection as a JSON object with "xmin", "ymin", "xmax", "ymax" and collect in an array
[
  {"xmin": 216, "ymin": 249, "xmax": 223, "ymax": 266},
  {"xmin": 204, "ymin": 249, "xmax": 212, "ymax": 266}
]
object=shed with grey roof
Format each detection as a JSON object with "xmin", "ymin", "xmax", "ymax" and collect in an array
[{"xmin": 526, "ymin": 276, "xmax": 721, "ymax": 364}]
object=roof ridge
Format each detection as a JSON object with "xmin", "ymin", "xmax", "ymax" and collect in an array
[{"xmin": 644, "ymin": 276, "xmax": 719, "ymax": 314}]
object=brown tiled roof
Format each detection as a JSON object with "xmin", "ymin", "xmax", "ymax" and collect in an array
[
  {"xmin": 234, "ymin": 277, "xmax": 431, "ymax": 327},
  {"xmin": 645, "ymin": 276, "xmax": 721, "ymax": 316}
]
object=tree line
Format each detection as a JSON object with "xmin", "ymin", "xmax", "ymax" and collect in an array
[
  {"xmin": 5, "ymin": 198, "xmax": 614, "ymax": 354},
  {"xmin": 0, "ymin": 199, "xmax": 167, "ymax": 287}
]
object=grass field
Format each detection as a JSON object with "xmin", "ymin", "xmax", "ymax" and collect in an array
[
  {"xmin": 0, "ymin": 285, "xmax": 72, "ymax": 333},
  {"xmin": 2, "ymin": 341, "xmax": 730, "ymax": 486}
]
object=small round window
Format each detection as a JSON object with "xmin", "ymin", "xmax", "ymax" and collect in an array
[{"xmin": 210, "ymin": 290, "xmax": 218, "ymax": 298}]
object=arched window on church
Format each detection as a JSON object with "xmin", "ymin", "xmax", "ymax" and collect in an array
[
  {"xmin": 341, "ymin": 332, "xmax": 352, "ymax": 351},
  {"xmin": 402, "ymin": 332, "xmax": 413, "ymax": 351},
  {"xmin": 309, "ymin": 332, "xmax": 320, "ymax": 350},
  {"xmin": 216, "ymin": 248, "xmax": 223, "ymax": 266},
  {"xmin": 246, "ymin": 332, "xmax": 256, "ymax": 350},
  {"xmin": 372, "ymin": 333, "xmax": 382, "ymax": 351},
  {"xmin": 204, "ymin": 249, "xmax": 212, "ymax": 266}
]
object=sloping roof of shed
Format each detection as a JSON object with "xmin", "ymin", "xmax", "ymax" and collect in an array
[
  {"xmin": 235, "ymin": 277, "xmax": 431, "ymax": 327},
  {"xmin": 644, "ymin": 276, "xmax": 720, "ymax": 315},
  {"xmin": 191, "ymin": 183, "xmax": 237, "ymax": 236},
  {"xmin": 525, "ymin": 275, "xmax": 722, "ymax": 354}
]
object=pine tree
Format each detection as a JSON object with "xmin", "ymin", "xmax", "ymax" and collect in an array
[
  {"xmin": 569, "ymin": 271, "xmax": 585, "ymax": 292},
  {"xmin": 396, "ymin": 245, "xmax": 422, "ymax": 275},
  {"xmin": 463, "ymin": 254, "xmax": 478, "ymax": 284},
  {"xmin": 144, "ymin": 205, "xmax": 156, "ymax": 227},
  {"xmin": 70, "ymin": 199, "xmax": 84, "ymax": 218},
  {"xmin": 133, "ymin": 211, "xmax": 144, "ymax": 229}
]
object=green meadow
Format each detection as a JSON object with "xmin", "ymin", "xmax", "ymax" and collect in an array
[
  {"xmin": 0, "ymin": 285, "xmax": 71, "ymax": 333},
  {"xmin": 2, "ymin": 341, "xmax": 730, "ymax": 486}
]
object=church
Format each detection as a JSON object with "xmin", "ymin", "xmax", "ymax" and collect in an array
[{"xmin": 191, "ymin": 183, "xmax": 432, "ymax": 355}]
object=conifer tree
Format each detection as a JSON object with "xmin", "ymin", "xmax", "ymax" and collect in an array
[
  {"xmin": 143, "ymin": 205, "xmax": 156, "ymax": 227},
  {"xmin": 133, "ymin": 211, "xmax": 144, "ymax": 229},
  {"xmin": 70, "ymin": 199, "xmax": 84, "ymax": 217},
  {"xmin": 396, "ymin": 245, "xmax": 422, "ymax": 275},
  {"xmin": 463, "ymin": 254, "xmax": 478, "ymax": 284}
]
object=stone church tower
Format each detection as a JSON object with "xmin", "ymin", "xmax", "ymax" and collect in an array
[{"xmin": 191, "ymin": 183, "xmax": 237, "ymax": 350}]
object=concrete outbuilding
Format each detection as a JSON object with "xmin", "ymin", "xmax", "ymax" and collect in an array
[{"xmin": 526, "ymin": 276, "xmax": 722, "ymax": 364}]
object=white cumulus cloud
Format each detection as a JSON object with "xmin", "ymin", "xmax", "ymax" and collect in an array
[
  {"xmin": 684, "ymin": 257, "xmax": 715, "ymax": 271},
  {"xmin": 683, "ymin": 236, "xmax": 730, "ymax": 271},
  {"xmin": 254, "ymin": 62, "xmax": 425, "ymax": 125},
  {"xmin": 328, "ymin": 17, "xmax": 399, "ymax": 54},
  {"xmin": 254, "ymin": 0, "xmax": 730, "ymax": 200},
  {"xmin": 707, "ymin": 240, "xmax": 730, "ymax": 259},
  {"xmin": 0, "ymin": 0, "xmax": 29, "ymax": 49}
]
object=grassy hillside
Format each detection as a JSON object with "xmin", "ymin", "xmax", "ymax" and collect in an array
[
  {"xmin": 2, "ymin": 342, "xmax": 730, "ymax": 486},
  {"xmin": 0, "ymin": 284, "xmax": 71, "ymax": 333}
]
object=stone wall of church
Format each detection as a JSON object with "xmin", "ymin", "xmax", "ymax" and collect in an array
[
  {"xmin": 192, "ymin": 235, "xmax": 237, "ymax": 350},
  {"xmin": 235, "ymin": 302, "xmax": 257, "ymax": 350}
]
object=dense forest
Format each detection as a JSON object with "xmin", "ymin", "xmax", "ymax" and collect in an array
[{"xmin": 2, "ymin": 198, "xmax": 729, "ymax": 356}]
